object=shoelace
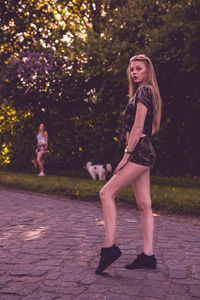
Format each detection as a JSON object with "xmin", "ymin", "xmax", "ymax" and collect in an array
[{"xmin": 135, "ymin": 253, "xmax": 143, "ymax": 261}]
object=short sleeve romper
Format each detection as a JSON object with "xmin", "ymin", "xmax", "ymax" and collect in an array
[{"xmin": 121, "ymin": 86, "xmax": 156, "ymax": 168}]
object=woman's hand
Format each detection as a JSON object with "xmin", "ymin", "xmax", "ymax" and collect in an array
[{"xmin": 114, "ymin": 154, "xmax": 130, "ymax": 174}]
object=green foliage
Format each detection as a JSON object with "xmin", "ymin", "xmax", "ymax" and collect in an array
[
  {"xmin": 0, "ymin": 103, "xmax": 34, "ymax": 168},
  {"xmin": 148, "ymin": 0, "xmax": 200, "ymax": 175},
  {"xmin": 1, "ymin": 0, "xmax": 200, "ymax": 176}
]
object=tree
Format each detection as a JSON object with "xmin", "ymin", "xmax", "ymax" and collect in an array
[
  {"xmin": 1, "ymin": 0, "xmax": 200, "ymax": 175},
  {"xmin": 148, "ymin": 0, "xmax": 200, "ymax": 174}
]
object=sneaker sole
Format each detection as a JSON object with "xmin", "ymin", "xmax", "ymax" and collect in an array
[{"xmin": 125, "ymin": 263, "xmax": 156, "ymax": 270}]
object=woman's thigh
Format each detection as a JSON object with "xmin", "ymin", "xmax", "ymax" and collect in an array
[{"xmin": 100, "ymin": 162, "xmax": 149, "ymax": 199}]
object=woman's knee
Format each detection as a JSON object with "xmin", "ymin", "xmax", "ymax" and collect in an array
[
  {"xmin": 137, "ymin": 199, "xmax": 152, "ymax": 212},
  {"xmin": 99, "ymin": 187, "xmax": 112, "ymax": 202},
  {"xmin": 99, "ymin": 188, "xmax": 106, "ymax": 201}
]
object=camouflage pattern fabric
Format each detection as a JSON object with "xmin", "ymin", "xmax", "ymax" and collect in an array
[{"xmin": 128, "ymin": 136, "xmax": 156, "ymax": 168}]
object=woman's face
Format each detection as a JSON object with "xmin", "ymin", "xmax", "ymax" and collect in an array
[
  {"xmin": 39, "ymin": 123, "xmax": 45, "ymax": 131},
  {"xmin": 130, "ymin": 60, "xmax": 147, "ymax": 84}
]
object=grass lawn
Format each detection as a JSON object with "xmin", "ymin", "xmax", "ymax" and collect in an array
[{"xmin": 0, "ymin": 170, "xmax": 199, "ymax": 216}]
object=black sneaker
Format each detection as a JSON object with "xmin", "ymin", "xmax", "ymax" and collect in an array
[
  {"xmin": 95, "ymin": 245, "xmax": 122, "ymax": 274},
  {"xmin": 125, "ymin": 252, "xmax": 156, "ymax": 270}
]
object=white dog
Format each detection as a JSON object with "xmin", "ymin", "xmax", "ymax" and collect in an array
[{"xmin": 85, "ymin": 161, "xmax": 112, "ymax": 181}]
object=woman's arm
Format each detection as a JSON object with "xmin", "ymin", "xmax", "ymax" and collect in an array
[
  {"xmin": 114, "ymin": 101, "xmax": 147, "ymax": 174},
  {"xmin": 126, "ymin": 101, "xmax": 148, "ymax": 152},
  {"xmin": 44, "ymin": 131, "xmax": 48, "ymax": 150}
]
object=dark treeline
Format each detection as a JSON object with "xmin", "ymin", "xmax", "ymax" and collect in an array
[{"xmin": 0, "ymin": 0, "xmax": 200, "ymax": 176}]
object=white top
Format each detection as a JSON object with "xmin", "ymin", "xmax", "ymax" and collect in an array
[{"xmin": 37, "ymin": 133, "xmax": 46, "ymax": 144}]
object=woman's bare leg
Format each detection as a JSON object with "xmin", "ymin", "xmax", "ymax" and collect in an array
[
  {"xmin": 31, "ymin": 159, "xmax": 38, "ymax": 172},
  {"xmin": 132, "ymin": 169, "xmax": 154, "ymax": 255},
  {"xmin": 37, "ymin": 152, "xmax": 45, "ymax": 173},
  {"xmin": 99, "ymin": 162, "xmax": 149, "ymax": 247}
]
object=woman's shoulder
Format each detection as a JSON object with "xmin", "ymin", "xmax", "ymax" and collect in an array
[
  {"xmin": 135, "ymin": 85, "xmax": 153, "ymax": 110},
  {"xmin": 136, "ymin": 85, "xmax": 152, "ymax": 97}
]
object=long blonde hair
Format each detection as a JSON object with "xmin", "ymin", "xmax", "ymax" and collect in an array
[{"xmin": 127, "ymin": 54, "xmax": 162, "ymax": 134}]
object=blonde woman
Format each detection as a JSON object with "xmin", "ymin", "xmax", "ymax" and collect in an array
[
  {"xmin": 36, "ymin": 123, "xmax": 48, "ymax": 176},
  {"xmin": 95, "ymin": 54, "xmax": 162, "ymax": 274}
]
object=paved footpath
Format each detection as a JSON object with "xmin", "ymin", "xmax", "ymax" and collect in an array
[{"xmin": 0, "ymin": 187, "xmax": 200, "ymax": 300}]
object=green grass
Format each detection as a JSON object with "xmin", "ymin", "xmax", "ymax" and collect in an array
[
  {"xmin": 151, "ymin": 175, "xmax": 200, "ymax": 189},
  {"xmin": 0, "ymin": 170, "xmax": 200, "ymax": 216}
]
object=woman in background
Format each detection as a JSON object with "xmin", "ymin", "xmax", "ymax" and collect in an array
[{"xmin": 35, "ymin": 123, "xmax": 48, "ymax": 176}]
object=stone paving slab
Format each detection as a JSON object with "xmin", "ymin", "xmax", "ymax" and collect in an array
[{"xmin": 0, "ymin": 187, "xmax": 200, "ymax": 300}]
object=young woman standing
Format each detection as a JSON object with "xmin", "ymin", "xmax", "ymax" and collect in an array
[
  {"xmin": 36, "ymin": 123, "xmax": 48, "ymax": 176},
  {"xmin": 95, "ymin": 54, "xmax": 162, "ymax": 274}
]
